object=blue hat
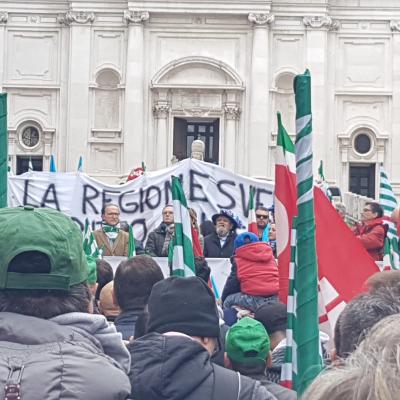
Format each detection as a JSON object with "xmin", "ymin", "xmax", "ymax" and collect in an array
[
  {"xmin": 234, "ymin": 232, "xmax": 259, "ymax": 250},
  {"xmin": 212, "ymin": 209, "xmax": 243, "ymax": 231}
]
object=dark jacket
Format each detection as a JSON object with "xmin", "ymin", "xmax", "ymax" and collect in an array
[
  {"xmin": 145, "ymin": 223, "xmax": 169, "ymax": 257},
  {"xmin": 0, "ymin": 312, "xmax": 131, "ymax": 400},
  {"xmin": 222, "ymin": 259, "xmax": 241, "ymax": 302},
  {"xmin": 128, "ymin": 332, "xmax": 277, "ymax": 400},
  {"xmin": 114, "ymin": 308, "xmax": 144, "ymax": 340},
  {"xmin": 204, "ymin": 230, "xmax": 237, "ymax": 258},
  {"xmin": 249, "ymin": 374, "xmax": 296, "ymax": 400}
]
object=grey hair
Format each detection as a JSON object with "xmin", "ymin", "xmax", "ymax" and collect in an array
[
  {"xmin": 336, "ymin": 286, "xmax": 400, "ymax": 358},
  {"xmin": 303, "ymin": 314, "xmax": 400, "ymax": 400},
  {"xmin": 335, "ymin": 202, "xmax": 346, "ymax": 214}
]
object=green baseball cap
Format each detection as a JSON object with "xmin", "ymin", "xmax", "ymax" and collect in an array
[
  {"xmin": 0, "ymin": 206, "xmax": 88, "ymax": 291},
  {"xmin": 226, "ymin": 317, "xmax": 270, "ymax": 365}
]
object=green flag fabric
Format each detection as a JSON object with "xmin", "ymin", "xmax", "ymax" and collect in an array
[
  {"xmin": 379, "ymin": 166, "xmax": 399, "ymax": 269},
  {"xmin": 83, "ymin": 218, "xmax": 102, "ymax": 259},
  {"xmin": 292, "ymin": 70, "xmax": 323, "ymax": 394},
  {"xmin": 128, "ymin": 224, "xmax": 136, "ymax": 258},
  {"xmin": 168, "ymin": 176, "xmax": 196, "ymax": 277},
  {"xmin": 0, "ymin": 93, "xmax": 7, "ymax": 208}
]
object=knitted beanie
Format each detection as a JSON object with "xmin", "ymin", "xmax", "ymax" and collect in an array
[{"xmin": 147, "ymin": 276, "xmax": 220, "ymax": 338}]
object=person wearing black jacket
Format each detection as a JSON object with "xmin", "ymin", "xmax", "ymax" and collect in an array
[
  {"xmin": 204, "ymin": 209, "xmax": 240, "ymax": 258},
  {"xmin": 128, "ymin": 276, "xmax": 278, "ymax": 400},
  {"xmin": 145, "ymin": 205, "xmax": 174, "ymax": 256}
]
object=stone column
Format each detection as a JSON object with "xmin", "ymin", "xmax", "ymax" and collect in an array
[
  {"xmin": 153, "ymin": 101, "xmax": 170, "ymax": 169},
  {"xmin": 303, "ymin": 16, "xmax": 339, "ymax": 179},
  {"xmin": 247, "ymin": 13, "xmax": 274, "ymax": 177},
  {"xmin": 123, "ymin": 10, "xmax": 149, "ymax": 173},
  {"xmin": 224, "ymin": 102, "xmax": 240, "ymax": 172},
  {"xmin": 390, "ymin": 20, "xmax": 400, "ymax": 185},
  {"xmin": 59, "ymin": 11, "xmax": 95, "ymax": 171},
  {"xmin": 0, "ymin": 12, "xmax": 7, "ymax": 92}
]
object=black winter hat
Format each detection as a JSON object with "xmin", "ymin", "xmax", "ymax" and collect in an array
[
  {"xmin": 147, "ymin": 276, "xmax": 220, "ymax": 338},
  {"xmin": 254, "ymin": 301, "xmax": 287, "ymax": 334}
]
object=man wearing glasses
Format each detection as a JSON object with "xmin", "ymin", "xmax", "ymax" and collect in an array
[
  {"xmin": 353, "ymin": 202, "xmax": 387, "ymax": 261},
  {"xmin": 255, "ymin": 206, "xmax": 270, "ymax": 241}
]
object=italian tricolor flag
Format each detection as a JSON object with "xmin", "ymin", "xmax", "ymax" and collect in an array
[
  {"xmin": 274, "ymin": 112, "xmax": 297, "ymax": 302},
  {"xmin": 247, "ymin": 187, "xmax": 258, "ymax": 235}
]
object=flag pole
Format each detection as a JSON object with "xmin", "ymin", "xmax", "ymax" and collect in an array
[{"xmin": 293, "ymin": 69, "xmax": 323, "ymax": 394}]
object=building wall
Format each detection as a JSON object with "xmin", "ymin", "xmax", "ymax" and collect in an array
[{"xmin": 1, "ymin": 0, "xmax": 399, "ymax": 197}]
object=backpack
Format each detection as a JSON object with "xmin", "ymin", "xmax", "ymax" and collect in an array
[{"xmin": 0, "ymin": 339, "xmax": 131, "ymax": 400}]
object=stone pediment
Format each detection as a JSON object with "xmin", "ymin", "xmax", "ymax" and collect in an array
[{"xmin": 151, "ymin": 56, "xmax": 244, "ymax": 90}]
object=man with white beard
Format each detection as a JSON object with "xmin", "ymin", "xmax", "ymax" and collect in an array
[{"xmin": 203, "ymin": 209, "xmax": 239, "ymax": 258}]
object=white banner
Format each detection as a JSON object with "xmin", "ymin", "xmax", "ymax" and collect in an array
[
  {"xmin": 8, "ymin": 159, "xmax": 274, "ymax": 242},
  {"xmin": 104, "ymin": 256, "xmax": 231, "ymax": 298}
]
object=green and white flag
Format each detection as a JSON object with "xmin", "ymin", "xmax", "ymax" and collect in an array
[
  {"xmin": 379, "ymin": 166, "xmax": 399, "ymax": 269},
  {"xmin": 169, "ymin": 176, "xmax": 196, "ymax": 277},
  {"xmin": 83, "ymin": 218, "xmax": 102, "ymax": 259},
  {"xmin": 292, "ymin": 70, "xmax": 323, "ymax": 395},
  {"xmin": 128, "ymin": 224, "xmax": 136, "ymax": 258},
  {"xmin": 281, "ymin": 217, "xmax": 297, "ymax": 389}
]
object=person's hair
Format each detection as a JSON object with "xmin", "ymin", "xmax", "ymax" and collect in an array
[
  {"xmin": 114, "ymin": 256, "xmax": 164, "ymax": 311},
  {"xmin": 365, "ymin": 201, "xmax": 383, "ymax": 218},
  {"xmin": 200, "ymin": 220, "xmax": 215, "ymax": 237},
  {"xmin": 134, "ymin": 310, "xmax": 149, "ymax": 339},
  {"xmin": 162, "ymin": 204, "xmax": 173, "ymax": 212},
  {"xmin": 365, "ymin": 270, "xmax": 400, "ymax": 292},
  {"xmin": 304, "ymin": 314, "xmax": 400, "ymax": 400},
  {"xmin": 336, "ymin": 286, "xmax": 400, "ymax": 358},
  {"xmin": 95, "ymin": 259, "xmax": 114, "ymax": 301},
  {"xmin": 194, "ymin": 256, "xmax": 211, "ymax": 283},
  {"xmin": 255, "ymin": 206, "xmax": 269, "ymax": 214},
  {"xmin": 101, "ymin": 203, "xmax": 120, "ymax": 216},
  {"xmin": 0, "ymin": 250, "xmax": 91, "ymax": 319},
  {"xmin": 0, "ymin": 283, "xmax": 91, "ymax": 319},
  {"xmin": 335, "ymin": 202, "xmax": 346, "ymax": 214},
  {"xmin": 230, "ymin": 359, "xmax": 266, "ymax": 376},
  {"xmin": 189, "ymin": 208, "xmax": 199, "ymax": 231}
]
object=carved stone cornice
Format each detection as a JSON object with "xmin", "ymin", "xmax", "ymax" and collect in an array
[
  {"xmin": 58, "ymin": 11, "xmax": 95, "ymax": 25},
  {"xmin": 0, "ymin": 11, "xmax": 8, "ymax": 24},
  {"xmin": 224, "ymin": 103, "xmax": 241, "ymax": 120},
  {"xmin": 124, "ymin": 10, "xmax": 149, "ymax": 24},
  {"xmin": 390, "ymin": 20, "xmax": 400, "ymax": 32},
  {"xmin": 153, "ymin": 101, "xmax": 170, "ymax": 119},
  {"xmin": 248, "ymin": 13, "xmax": 274, "ymax": 27},
  {"xmin": 303, "ymin": 16, "xmax": 339, "ymax": 31}
]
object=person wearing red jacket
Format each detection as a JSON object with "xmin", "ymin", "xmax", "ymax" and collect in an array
[
  {"xmin": 353, "ymin": 202, "xmax": 388, "ymax": 261},
  {"xmin": 222, "ymin": 232, "xmax": 279, "ymax": 314}
]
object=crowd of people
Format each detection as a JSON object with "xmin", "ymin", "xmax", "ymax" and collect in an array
[{"xmin": 0, "ymin": 198, "xmax": 399, "ymax": 399}]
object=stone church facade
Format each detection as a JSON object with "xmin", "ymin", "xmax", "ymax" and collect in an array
[{"xmin": 1, "ymin": 0, "xmax": 399, "ymax": 198}]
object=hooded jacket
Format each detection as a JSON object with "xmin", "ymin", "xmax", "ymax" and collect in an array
[
  {"xmin": 0, "ymin": 312, "xmax": 131, "ymax": 400},
  {"xmin": 235, "ymin": 242, "xmax": 279, "ymax": 297},
  {"xmin": 128, "ymin": 332, "xmax": 277, "ymax": 400},
  {"xmin": 353, "ymin": 217, "xmax": 388, "ymax": 261}
]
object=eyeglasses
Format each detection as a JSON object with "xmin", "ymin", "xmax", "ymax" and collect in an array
[{"xmin": 256, "ymin": 214, "xmax": 268, "ymax": 219}]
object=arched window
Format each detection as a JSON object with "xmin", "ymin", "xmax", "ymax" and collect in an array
[
  {"xmin": 94, "ymin": 69, "xmax": 121, "ymax": 130},
  {"xmin": 273, "ymin": 72, "xmax": 296, "ymax": 134}
]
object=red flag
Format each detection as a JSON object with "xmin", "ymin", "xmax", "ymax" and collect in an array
[
  {"xmin": 314, "ymin": 187, "xmax": 379, "ymax": 330},
  {"xmin": 191, "ymin": 226, "xmax": 203, "ymax": 257},
  {"xmin": 247, "ymin": 187, "xmax": 258, "ymax": 235},
  {"xmin": 274, "ymin": 113, "xmax": 297, "ymax": 302}
]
